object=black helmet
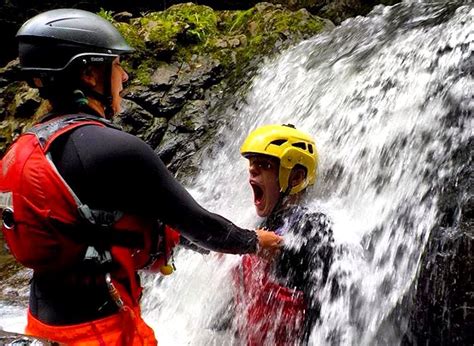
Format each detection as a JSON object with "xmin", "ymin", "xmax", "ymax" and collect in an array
[
  {"xmin": 17, "ymin": 9, "xmax": 134, "ymax": 116},
  {"xmin": 17, "ymin": 8, "xmax": 134, "ymax": 75}
]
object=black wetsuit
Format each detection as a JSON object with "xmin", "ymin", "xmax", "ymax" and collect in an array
[
  {"xmin": 29, "ymin": 113, "xmax": 257, "ymax": 325},
  {"xmin": 213, "ymin": 205, "xmax": 334, "ymax": 343},
  {"xmin": 260, "ymin": 205, "xmax": 334, "ymax": 343}
]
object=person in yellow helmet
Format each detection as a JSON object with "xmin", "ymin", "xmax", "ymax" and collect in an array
[{"xmin": 234, "ymin": 124, "xmax": 335, "ymax": 345}]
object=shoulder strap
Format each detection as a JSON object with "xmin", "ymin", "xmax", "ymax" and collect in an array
[{"xmin": 27, "ymin": 114, "xmax": 120, "ymax": 152}]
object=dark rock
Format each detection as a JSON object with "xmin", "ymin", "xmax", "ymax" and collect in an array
[
  {"xmin": 412, "ymin": 220, "xmax": 473, "ymax": 345},
  {"xmin": 115, "ymin": 98, "xmax": 155, "ymax": 133},
  {"xmin": 0, "ymin": 98, "xmax": 5, "ymax": 121},
  {"xmin": 150, "ymin": 64, "xmax": 180, "ymax": 90},
  {"xmin": 115, "ymin": 99, "xmax": 169, "ymax": 148},
  {"xmin": 0, "ymin": 59, "xmax": 21, "ymax": 88},
  {"xmin": 0, "ymin": 330, "xmax": 62, "ymax": 345},
  {"xmin": 169, "ymin": 99, "xmax": 209, "ymax": 133},
  {"xmin": 156, "ymin": 99, "xmax": 210, "ymax": 176},
  {"xmin": 191, "ymin": 57, "xmax": 225, "ymax": 87},
  {"xmin": 124, "ymin": 87, "xmax": 181, "ymax": 118},
  {"xmin": 141, "ymin": 117, "xmax": 169, "ymax": 149},
  {"xmin": 156, "ymin": 127, "xmax": 197, "ymax": 175},
  {"xmin": 410, "ymin": 137, "xmax": 473, "ymax": 345},
  {"xmin": 5, "ymin": 83, "xmax": 41, "ymax": 119},
  {"xmin": 113, "ymin": 11, "xmax": 134, "ymax": 22},
  {"xmin": 124, "ymin": 57, "xmax": 224, "ymax": 119}
]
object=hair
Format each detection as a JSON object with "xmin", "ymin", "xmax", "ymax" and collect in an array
[{"xmin": 36, "ymin": 63, "xmax": 106, "ymax": 115}]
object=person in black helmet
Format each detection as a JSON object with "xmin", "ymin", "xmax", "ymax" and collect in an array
[{"xmin": 1, "ymin": 9, "xmax": 281, "ymax": 345}]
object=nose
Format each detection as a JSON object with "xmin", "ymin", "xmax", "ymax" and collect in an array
[
  {"xmin": 248, "ymin": 162, "xmax": 260, "ymax": 177},
  {"xmin": 122, "ymin": 68, "xmax": 129, "ymax": 83}
]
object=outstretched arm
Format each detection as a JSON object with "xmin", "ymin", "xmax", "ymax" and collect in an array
[{"xmin": 52, "ymin": 125, "xmax": 280, "ymax": 254}]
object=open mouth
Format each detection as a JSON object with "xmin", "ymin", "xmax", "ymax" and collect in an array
[{"xmin": 250, "ymin": 181, "xmax": 264, "ymax": 206}]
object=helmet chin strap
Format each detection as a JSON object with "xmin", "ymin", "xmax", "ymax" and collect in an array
[
  {"xmin": 103, "ymin": 63, "xmax": 114, "ymax": 118},
  {"xmin": 270, "ymin": 185, "xmax": 292, "ymax": 217}
]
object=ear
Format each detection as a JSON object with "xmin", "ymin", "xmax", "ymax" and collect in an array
[
  {"xmin": 80, "ymin": 66, "xmax": 99, "ymax": 88},
  {"xmin": 289, "ymin": 166, "xmax": 306, "ymax": 188}
]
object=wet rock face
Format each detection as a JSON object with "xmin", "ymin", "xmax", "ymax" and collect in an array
[
  {"xmin": 413, "ymin": 220, "xmax": 473, "ymax": 345},
  {"xmin": 411, "ymin": 138, "xmax": 474, "ymax": 345}
]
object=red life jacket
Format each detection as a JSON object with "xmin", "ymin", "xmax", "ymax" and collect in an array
[
  {"xmin": 0, "ymin": 113, "xmax": 179, "ymax": 275},
  {"xmin": 0, "ymin": 114, "xmax": 182, "ymax": 344},
  {"xmin": 235, "ymin": 254, "xmax": 306, "ymax": 346}
]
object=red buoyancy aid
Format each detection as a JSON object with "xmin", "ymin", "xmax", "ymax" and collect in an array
[
  {"xmin": 235, "ymin": 254, "xmax": 306, "ymax": 346},
  {"xmin": 0, "ymin": 114, "xmax": 183, "ymax": 344},
  {"xmin": 133, "ymin": 224, "xmax": 181, "ymax": 275},
  {"xmin": 0, "ymin": 114, "xmax": 152, "ymax": 272},
  {"xmin": 0, "ymin": 114, "xmax": 181, "ymax": 273}
]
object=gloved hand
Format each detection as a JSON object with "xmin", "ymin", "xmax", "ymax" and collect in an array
[{"xmin": 255, "ymin": 228, "xmax": 282, "ymax": 260}]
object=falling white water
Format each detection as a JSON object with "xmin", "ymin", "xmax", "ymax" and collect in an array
[
  {"xmin": 0, "ymin": 1, "xmax": 471, "ymax": 345},
  {"xmin": 141, "ymin": 1, "xmax": 473, "ymax": 345}
]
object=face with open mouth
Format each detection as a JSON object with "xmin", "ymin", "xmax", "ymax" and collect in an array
[{"xmin": 247, "ymin": 155, "xmax": 281, "ymax": 217}]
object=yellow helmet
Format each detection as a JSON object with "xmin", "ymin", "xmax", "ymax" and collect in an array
[{"xmin": 240, "ymin": 124, "xmax": 318, "ymax": 195}]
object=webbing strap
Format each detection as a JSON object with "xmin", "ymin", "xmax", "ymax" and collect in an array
[{"xmin": 27, "ymin": 113, "xmax": 119, "ymax": 149}]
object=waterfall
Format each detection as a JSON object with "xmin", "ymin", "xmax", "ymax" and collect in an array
[{"xmin": 141, "ymin": 1, "xmax": 472, "ymax": 345}]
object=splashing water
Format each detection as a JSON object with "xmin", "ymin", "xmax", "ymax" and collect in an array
[{"xmin": 141, "ymin": 1, "xmax": 472, "ymax": 345}]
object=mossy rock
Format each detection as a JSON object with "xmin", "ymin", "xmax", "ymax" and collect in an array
[
  {"xmin": 102, "ymin": 2, "xmax": 329, "ymax": 86},
  {"xmin": 0, "ymin": 82, "xmax": 45, "ymax": 154}
]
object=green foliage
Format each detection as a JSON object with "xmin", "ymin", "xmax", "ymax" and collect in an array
[
  {"xmin": 226, "ymin": 8, "xmax": 256, "ymax": 33},
  {"xmin": 116, "ymin": 22, "xmax": 146, "ymax": 52},
  {"xmin": 97, "ymin": 8, "xmax": 114, "ymax": 22},
  {"xmin": 136, "ymin": 3, "xmax": 218, "ymax": 49},
  {"xmin": 135, "ymin": 60, "xmax": 159, "ymax": 85},
  {"xmin": 98, "ymin": 4, "xmax": 328, "ymax": 86}
]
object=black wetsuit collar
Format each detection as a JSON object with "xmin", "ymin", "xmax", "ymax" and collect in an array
[
  {"xmin": 39, "ymin": 108, "xmax": 105, "ymax": 124},
  {"xmin": 261, "ymin": 205, "xmax": 305, "ymax": 231}
]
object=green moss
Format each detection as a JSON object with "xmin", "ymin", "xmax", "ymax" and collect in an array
[
  {"xmin": 164, "ymin": 3, "xmax": 218, "ymax": 43},
  {"xmin": 99, "ymin": 4, "xmax": 327, "ymax": 86},
  {"xmin": 134, "ymin": 3, "xmax": 218, "ymax": 51},
  {"xmin": 225, "ymin": 8, "xmax": 256, "ymax": 33},
  {"xmin": 209, "ymin": 6, "xmax": 325, "ymax": 70},
  {"xmin": 134, "ymin": 60, "xmax": 158, "ymax": 85},
  {"xmin": 116, "ymin": 22, "xmax": 146, "ymax": 52},
  {"xmin": 97, "ymin": 8, "xmax": 114, "ymax": 22}
]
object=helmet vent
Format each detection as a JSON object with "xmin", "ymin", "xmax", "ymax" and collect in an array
[
  {"xmin": 292, "ymin": 142, "xmax": 307, "ymax": 150},
  {"xmin": 308, "ymin": 144, "xmax": 314, "ymax": 154},
  {"xmin": 270, "ymin": 139, "xmax": 287, "ymax": 146}
]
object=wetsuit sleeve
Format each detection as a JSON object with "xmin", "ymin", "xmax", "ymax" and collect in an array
[
  {"xmin": 50, "ymin": 125, "xmax": 258, "ymax": 254},
  {"xmin": 179, "ymin": 236, "xmax": 211, "ymax": 254}
]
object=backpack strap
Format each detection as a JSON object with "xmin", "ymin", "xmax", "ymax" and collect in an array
[{"xmin": 27, "ymin": 113, "xmax": 119, "ymax": 152}]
